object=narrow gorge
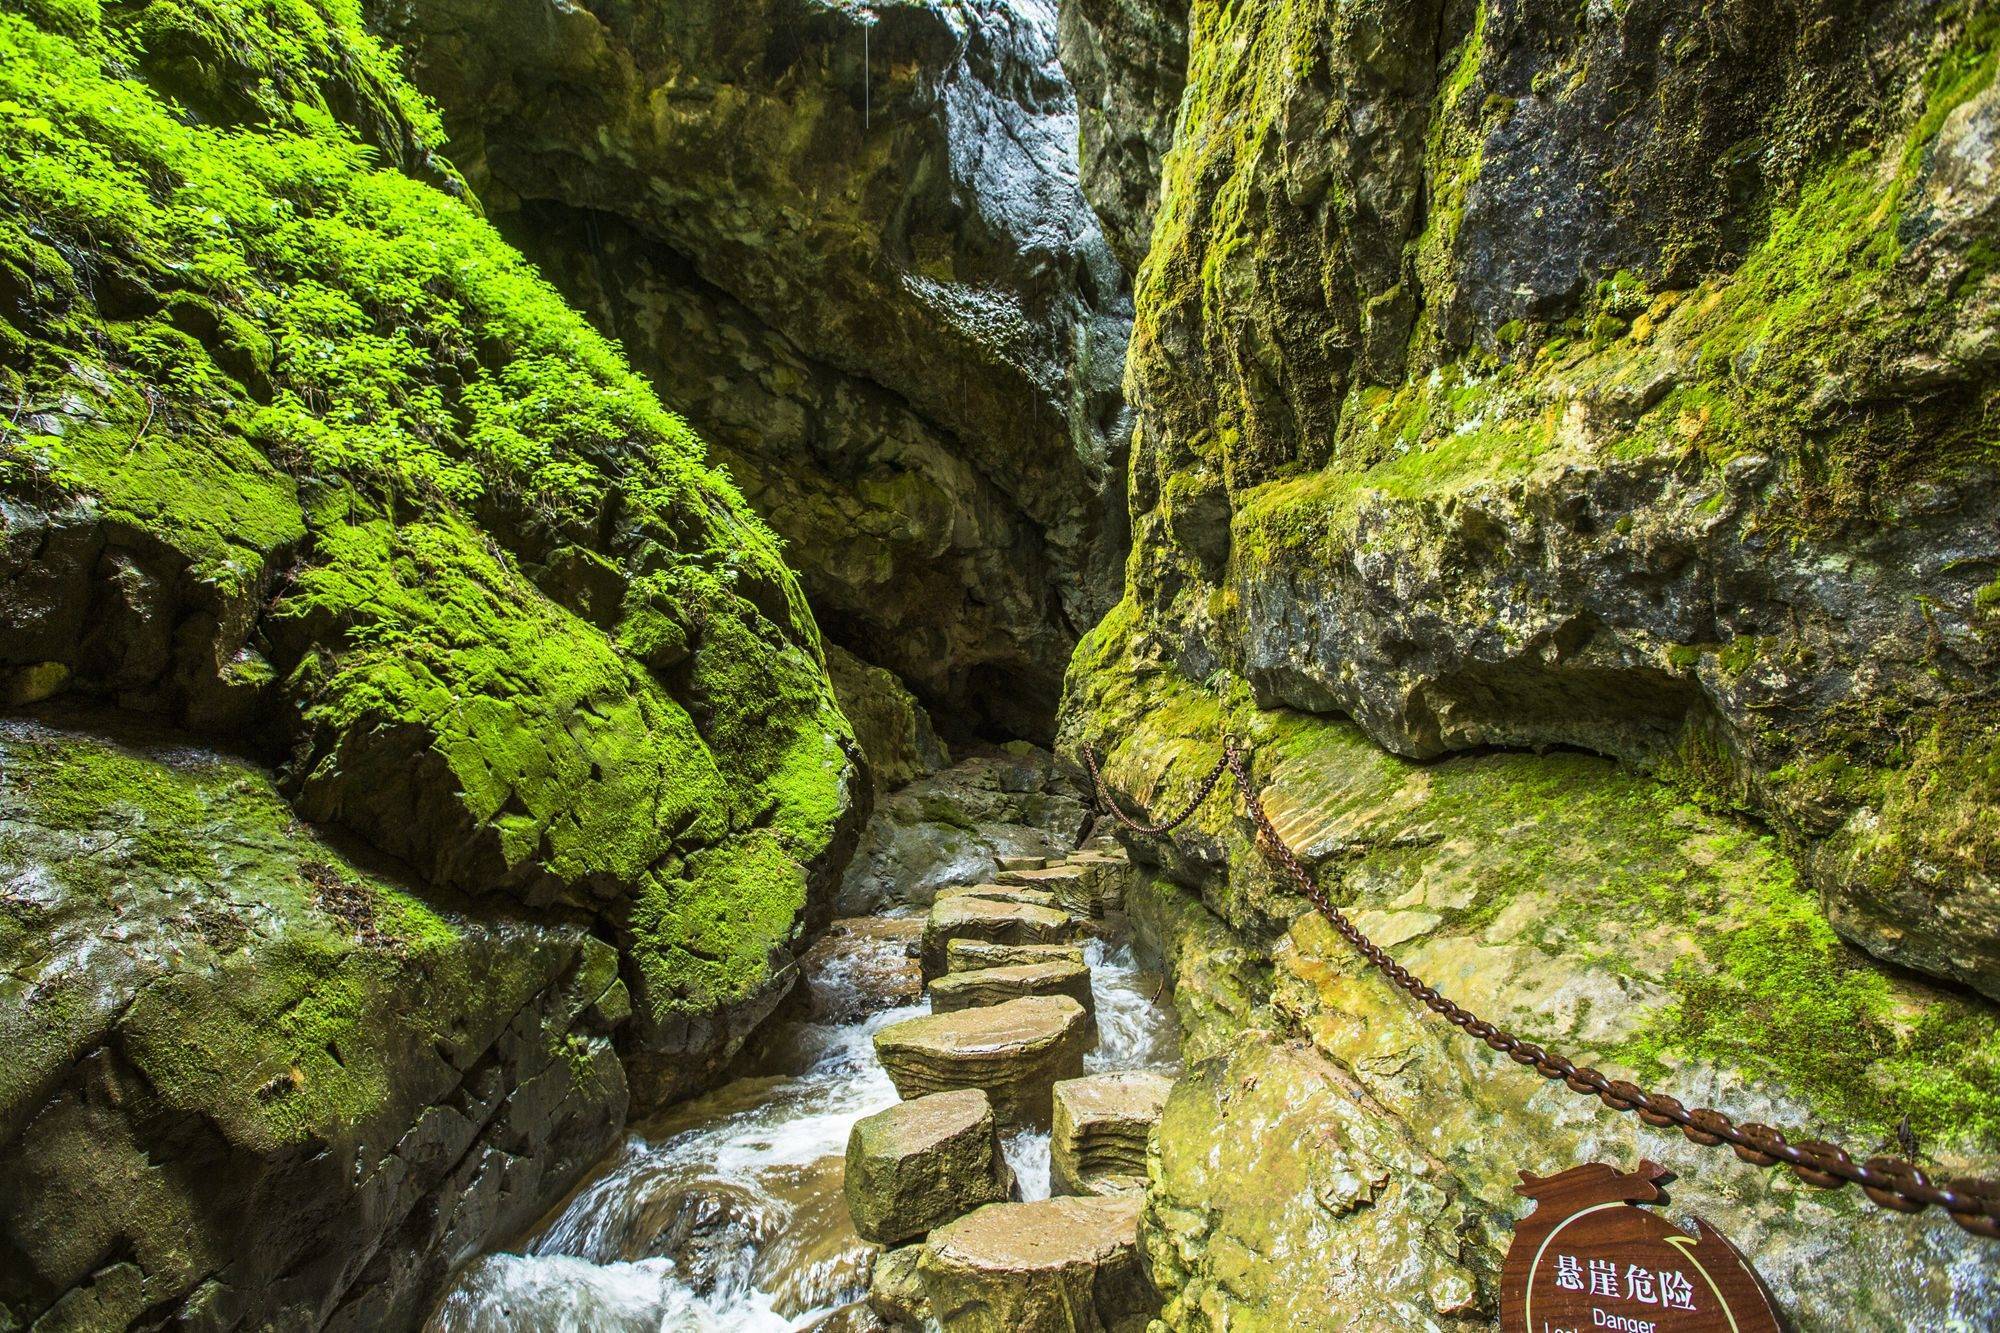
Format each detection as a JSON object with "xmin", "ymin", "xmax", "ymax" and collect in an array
[{"xmin": 0, "ymin": 0, "xmax": 1995, "ymax": 1330}]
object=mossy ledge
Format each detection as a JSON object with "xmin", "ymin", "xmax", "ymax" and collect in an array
[
  {"xmin": 1109, "ymin": 0, "xmax": 2000, "ymax": 1002},
  {"xmin": 1060, "ymin": 607, "xmax": 2000, "ymax": 1326}
]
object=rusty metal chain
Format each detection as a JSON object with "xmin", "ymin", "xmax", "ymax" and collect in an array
[
  {"xmin": 1081, "ymin": 735, "xmax": 2000, "ymax": 1240},
  {"xmin": 1081, "ymin": 742, "xmax": 1229, "ymax": 836}
]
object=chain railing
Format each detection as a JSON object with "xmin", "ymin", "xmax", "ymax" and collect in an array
[{"xmin": 1082, "ymin": 734, "xmax": 2000, "ymax": 1240}]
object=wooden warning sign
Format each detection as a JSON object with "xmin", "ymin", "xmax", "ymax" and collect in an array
[{"xmin": 1501, "ymin": 1161, "xmax": 1784, "ymax": 1333}]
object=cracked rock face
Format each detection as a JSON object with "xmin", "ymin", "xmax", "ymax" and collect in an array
[
  {"xmin": 0, "ymin": 714, "xmax": 628, "ymax": 1330},
  {"xmin": 1064, "ymin": 669, "xmax": 2000, "ymax": 1328},
  {"xmin": 1061, "ymin": 0, "xmax": 2000, "ymax": 997},
  {"xmin": 380, "ymin": 0, "xmax": 1135, "ymax": 739}
]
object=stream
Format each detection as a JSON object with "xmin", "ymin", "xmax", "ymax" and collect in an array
[{"xmin": 427, "ymin": 918, "xmax": 1179, "ymax": 1331}]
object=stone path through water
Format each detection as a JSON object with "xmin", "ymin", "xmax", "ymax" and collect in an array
[{"xmin": 425, "ymin": 822, "xmax": 1177, "ymax": 1331}]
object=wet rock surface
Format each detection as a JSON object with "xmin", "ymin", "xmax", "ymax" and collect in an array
[
  {"xmin": 947, "ymin": 939, "xmax": 1091, "ymax": 974},
  {"xmin": 1065, "ymin": 674, "xmax": 2000, "ymax": 1328},
  {"xmin": 844, "ymin": 1089, "xmax": 1015, "ymax": 1246},
  {"xmin": 875, "ymin": 996, "xmax": 1091, "ymax": 1129},
  {"xmin": 1062, "ymin": 0, "xmax": 2000, "ymax": 998},
  {"xmin": 920, "ymin": 895, "xmax": 1085, "ymax": 980},
  {"xmin": 1050, "ymin": 1072, "xmax": 1171, "ymax": 1198},
  {"xmin": 0, "ymin": 713, "xmax": 627, "ymax": 1330},
  {"xmin": 867, "ymin": 1243, "xmax": 932, "ymax": 1329},
  {"xmin": 1055, "ymin": 0, "xmax": 1190, "ymax": 273},
  {"xmin": 918, "ymin": 1194, "xmax": 1156, "ymax": 1333},
  {"xmin": 840, "ymin": 746, "xmax": 1091, "ymax": 914},
  {"xmin": 930, "ymin": 960, "xmax": 1097, "ymax": 1019},
  {"xmin": 798, "ymin": 917, "xmax": 927, "ymax": 1023},
  {"xmin": 379, "ymin": 0, "xmax": 1135, "ymax": 737}
]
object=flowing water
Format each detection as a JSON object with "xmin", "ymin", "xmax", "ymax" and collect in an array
[{"xmin": 428, "ymin": 916, "xmax": 1178, "ymax": 1332}]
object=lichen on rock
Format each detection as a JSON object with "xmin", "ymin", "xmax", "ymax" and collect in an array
[
  {"xmin": 1060, "ymin": 626, "xmax": 2000, "ymax": 1327},
  {"xmin": 1078, "ymin": 0, "xmax": 2000, "ymax": 998}
]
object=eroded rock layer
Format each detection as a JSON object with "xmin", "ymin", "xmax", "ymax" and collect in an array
[
  {"xmin": 1062, "ymin": 0, "xmax": 2000, "ymax": 996},
  {"xmin": 379, "ymin": 0, "xmax": 1136, "ymax": 738},
  {"xmin": 1064, "ymin": 654, "xmax": 2000, "ymax": 1327}
]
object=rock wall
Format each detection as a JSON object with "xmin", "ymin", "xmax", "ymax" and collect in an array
[
  {"xmin": 1062, "ymin": 0, "xmax": 2000, "ymax": 997},
  {"xmin": 0, "ymin": 0, "xmax": 862, "ymax": 1321},
  {"xmin": 1054, "ymin": 0, "xmax": 2000, "ymax": 1325},
  {"xmin": 1069, "ymin": 651, "xmax": 2000, "ymax": 1328},
  {"xmin": 376, "ymin": 0, "xmax": 1135, "ymax": 740},
  {"xmin": 0, "ymin": 715, "xmax": 627, "ymax": 1330}
]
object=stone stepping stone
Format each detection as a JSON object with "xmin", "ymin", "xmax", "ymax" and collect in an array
[
  {"xmin": 929, "ymin": 960, "xmax": 1095, "ymax": 1020},
  {"xmin": 868, "ymin": 1242, "xmax": 931, "ymax": 1328},
  {"xmin": 921, "ymin": 895, "xmax": 1079, "ymax": 978},
  {"xmin": 875, "ymin": 996, "xmax": 1089, "ymax": 1128},
  {"xmin": 997, "ymin": 861, "xmax": 1127, "ymax": 919},
  {"xmin": 918, "ymin": 1194, "xmax": 1157, "ymax": 1332},
  {"xmin": 945, "ymin": 939, "xmax": 1087, "ymax": 974},
  {"xmin": 997, "ymin": 854, "xmax": 1049, "ymax": 871},
  {"xmin": 1051, "ymin": 1072, "xmax": 1172, "ymax": 1198},
  {"xmin": 935, "ymin": 882, "xmax": 1062, "ymax": 910},
  {"xmin": 845, "ymin": 1089, "xmax": 1014, "ymax": 1245}
]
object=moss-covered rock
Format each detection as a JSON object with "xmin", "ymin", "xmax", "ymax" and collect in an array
[
  {"xmin": 829, "ymin": 642, "xmax": 951, "ymax": 794},
  {"xmin": 374, "ymin": 0, "xmax": 1135, "ymax": 739},
  {"xmin": 0, "ymin": 711, "xmax": 628, "ymax": 1329},
  {"xmin": 1065, "ymin": 0, "xmax": 2000, "ymax": 996},
  {"xmin": 1061, "ymin": 646, "xmax": 2000, "ymax": 1327},
  {"xmin": 0, "ymin": 0, "xmax": 864, "ymax": 1115}
]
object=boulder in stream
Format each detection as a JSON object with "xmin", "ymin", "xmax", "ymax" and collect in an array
[
  {"xmin": 1051, "ymin": 1073, "xmax": 1172, "ymax": 1197},
  {"xmin": 844, "ymin": 1090, "xmax": 1014, "ymax": 1246},
  {"xmin": 874, "ymin": 997, "xmax": 1090, "ymax": 1128},
  {"xmin": 867, "ymin": 1242, "xmax": 932, "ymax": 1328},
  {"xmin": 918, "ymin": 1194, "xmax": 1157, "ymax": 1332},
  {"xmin": 929, "ymin": 962, "xmax": 1096, "ymax": 1020}
]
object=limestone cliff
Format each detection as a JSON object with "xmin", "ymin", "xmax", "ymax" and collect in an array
[
  {"xmin": 1064, "ymin": 0, "xmax": 2000, "ymax": 1000},
  {"xmin": 1058, "ymin": 0, "xmax": 2000, "ymax": 1325},
  {"xmin": 374, "ymin": 0, "xmax": 1134, "ymax": 740},
  {"xmin": 0, "ymin": 0, "xmax": 862, "ymax": 1321}
]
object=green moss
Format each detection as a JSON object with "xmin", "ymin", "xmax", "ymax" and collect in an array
[
  {"xmin": 1223, "ymin": 7, "xmax": 2000, "ymax": 571},
  {"xmin": 1066, "ymin": 631, "xmax": 2000, "ymax": 1155},
  {"xmin": 1614, "ymin": 853, "xmax": 2000, "ymax": 1151},
  {"xmin": 0, "ymin": 0, "xmax": 859, "ymax": 1062},
  {"xmin": 0, "ymin": 722, "xmax": 504, "ymax": 1151},
  {"xmin": 627, "ymin": 829, "xmax": 805, "ymax": 1023}
]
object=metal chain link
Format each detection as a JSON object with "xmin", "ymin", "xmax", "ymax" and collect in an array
[
  {"xmin": 1081, "ymin": 742, "xmax": 1230, "ymax": 836},
  {"xmin": 1080, "ymin": 736, "xmax": 2000, "ymax": 1240}
]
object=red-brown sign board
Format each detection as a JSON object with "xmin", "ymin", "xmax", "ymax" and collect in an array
[{"xmin": 1501, "ymin": 1162, "xmax": 1784, "ymax": 1333}]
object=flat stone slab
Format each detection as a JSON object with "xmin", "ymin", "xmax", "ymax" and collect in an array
[
  {"xmin": 929, "ymin": 961, "xmax": 1094, "ymax": 1020},
  {"xmin": 845, "ymin": 1089, "xmax": 1013, "ymax": 1245},
  {"xmin": 919, "ymin": 1194, "xmax": 1157, "ymax": 1332},
  {"xmin": 997, "ymin": 855, "xmax": 1049, "ymax": 871},
  {"xmin": 1051, "ymin": 1072, "xmax": 1172, "ymax": 1198},
  {"xmin": 875, "ymin": 996, "xmax": 1089, "ymax": 1128},
  {"xmin": 997, "ymin": 860, "xmax": 1128, "ymax": 918},
  {"xmin": 935, "ymin": 882, "xmax": 1062, "ymax": 910},
  {"xmin": 921, "ymin": 895, "xmax": 1079, "ymax": 978},
  {"xmin": 946, "ymin": 939, "xmax": 1088, "ymax": 973}
]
